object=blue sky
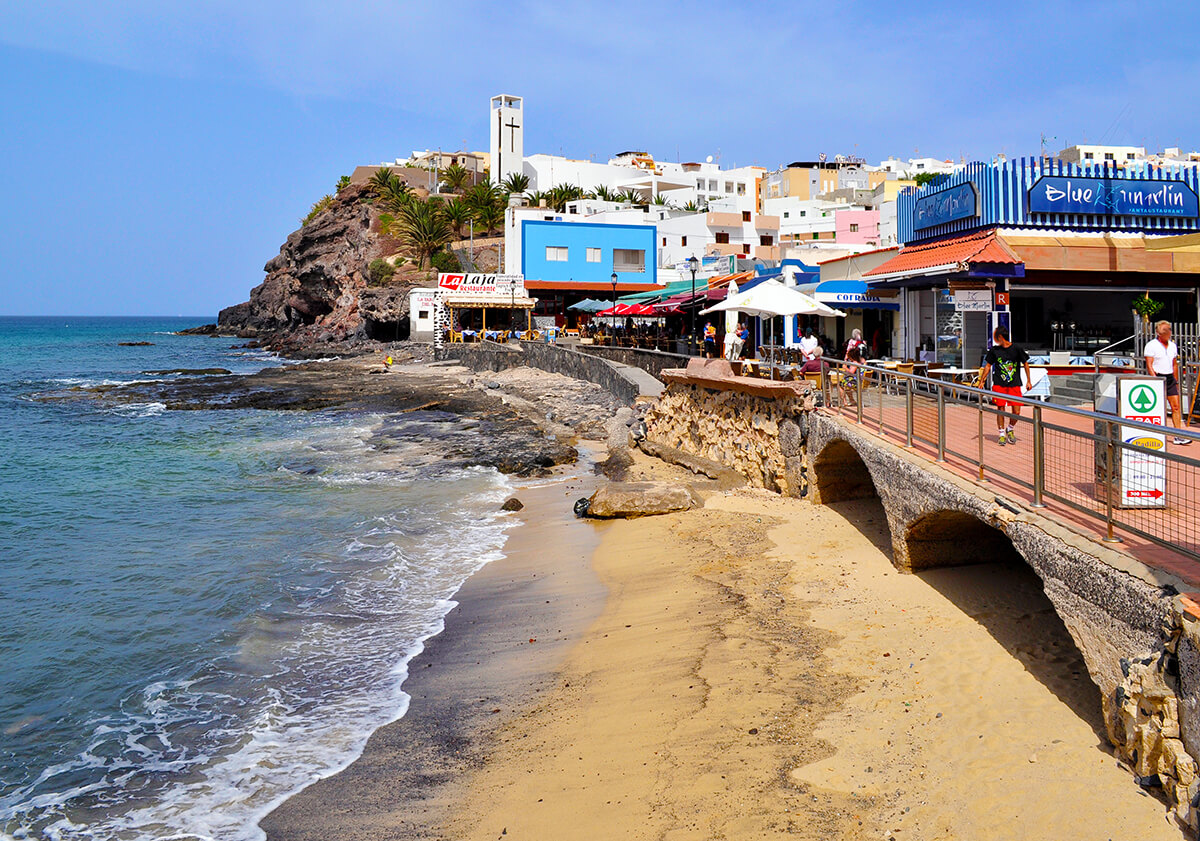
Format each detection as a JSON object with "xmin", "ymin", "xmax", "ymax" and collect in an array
[{"xmin": 1, "ymin": 0, "xmax": 1198, "ymax": 316}]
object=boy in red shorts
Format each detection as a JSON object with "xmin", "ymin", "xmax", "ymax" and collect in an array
[{"xmin": 980, "ymin": 325, "xmax": 1033, "ymax": 446}]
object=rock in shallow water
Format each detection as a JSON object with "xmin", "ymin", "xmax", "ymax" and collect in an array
[
  {"xmin": 585, "ymin": 482, "xmax": 700, "ymax": 519},
  {"xmin": 501, "ymin": 497, "xmax": 525, "ymax": 511}
]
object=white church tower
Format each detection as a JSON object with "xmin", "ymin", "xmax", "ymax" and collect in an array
[{"xmin": 489, "ymin": 94, "xmax": 524, "ymax": 186}]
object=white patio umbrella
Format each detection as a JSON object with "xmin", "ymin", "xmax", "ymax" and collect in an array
[{"xmin": 700, "ymin": 279, "xmax": 845, "ymax": 375}]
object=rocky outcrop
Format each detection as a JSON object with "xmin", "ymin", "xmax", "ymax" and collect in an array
[{"xmin": 218, "ymin": 182, "xmax": 421, "ymax": 347}]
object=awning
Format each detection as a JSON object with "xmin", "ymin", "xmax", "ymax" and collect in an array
[
  {"xmin": 863, "ymin": 229, "xmax": 1022, "ymax": 283},
  {"xmin": 794, "ymin": 280, "xmax": 900, "ymax": 311},
  {"xmin": 443, "ymin": 294, "xmax": 536, "ymax": 308},
  {"xmin": 567, "ymin": 298, "xmax": 611, "ymax": 312}
]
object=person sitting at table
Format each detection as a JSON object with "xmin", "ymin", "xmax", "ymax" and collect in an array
[
  {"xmin": 799, "ymin": 328, "xmax": 820, "ymax": 362},
  {"xmin": 798, "ymin": 347, "xmax": 831, "ymax": 374},
  {"xmin": 845, "ymin": 328, "xmax": 866, "ymax": 359},
  {"xmin": 839, "ymin": 345, "xmax": 865, "ymax": 405}
]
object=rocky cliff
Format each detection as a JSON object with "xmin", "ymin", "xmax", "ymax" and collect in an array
[{"xmin": 218, "ymin": 182, "xmax": 419, "ymax": 348}]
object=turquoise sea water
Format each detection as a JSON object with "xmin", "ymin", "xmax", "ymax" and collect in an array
[{"xmin": 0, "ymin": 318, "xmax": 512, "ymax": 840}]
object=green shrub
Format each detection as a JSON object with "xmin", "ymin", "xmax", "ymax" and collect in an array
[
  {"xmin": 431, "ymin": 250, "xmax": 461, "ymax": 273},
  {"xmin": 302, "ymin": 194, "xmax": 335, "ymax": 226},
  {"xmin": 336, "ymin": 175, "xmax": 351, "ymax": 192},
  {"xmin": 368, "ymin": 258, "xmax": 396, "ymax": 285}
]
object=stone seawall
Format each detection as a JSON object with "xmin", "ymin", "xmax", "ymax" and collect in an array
[
  {"xmin": 436, "ymin": 341, "xmax": 653, "ymax": 404},
  {"xmin": 638, "ymin": 365, "xmax": 1200, "ymax": 831},
  {"xmin": 573, "ymin": 345, "xmax": 690, "ymax": 380}
]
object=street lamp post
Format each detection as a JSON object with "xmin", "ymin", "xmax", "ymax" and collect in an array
[
  {"xmin": 686, "ymin": 255, "xmax": 699, "ymax": 356},
  {"xmin": 611, "ymin": 271, "xmax": 618, "ymax": 337}
]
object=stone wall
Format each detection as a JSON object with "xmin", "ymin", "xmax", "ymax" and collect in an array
[
  {"xmin": 436, "ymin": 341, "xmax": 645, "ymax": 404},
  {"xmin": 574, "ymin": 345, "xmax": 690, "ymax": 380}
]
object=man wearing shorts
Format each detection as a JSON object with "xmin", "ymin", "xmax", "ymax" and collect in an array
[
  {"xmin": 1144, "ymin": 320, "xmax": 1191, "ymax": 445},
  {"xmin": 980, "ymin": 325, "xmax": 1033, "ymax": 446}
]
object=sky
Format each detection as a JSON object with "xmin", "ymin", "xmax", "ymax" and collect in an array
[{"xmin": 2, "ymin": 0, "xmax": 1199, "ymax": 316}]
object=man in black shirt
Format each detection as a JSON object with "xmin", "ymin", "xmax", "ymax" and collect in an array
[{"xmin": 979, "ymin": 325, "xmax": 1033, "ymax": 446}]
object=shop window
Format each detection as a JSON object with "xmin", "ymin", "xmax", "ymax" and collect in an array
[
  {"xmin": 742, "ymin": 211, "xmax": 751, "ymax": 222},
  {"xmin": 546, "ymin": 246, "xmax": 568, "ymax": 262},
  {"xmin": 613, "ymin": 249, "xmax": 645, "ymax": 273},
  {"xmin": 586, "ymin": 247, "xmax": 601, "ymax": 263},
  {"xmin": 715, "ymin": 232, "xmax": 730, "ymax": 244}
]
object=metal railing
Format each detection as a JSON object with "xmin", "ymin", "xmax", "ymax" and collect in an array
[{"xmin": 814, "ymin": 358, "xmax": 1200, "ymax": 562}]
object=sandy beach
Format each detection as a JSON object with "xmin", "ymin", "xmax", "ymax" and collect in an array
[{"xmin": 263, "ymin": 433, "xmax": 1185, "ymax": 840}]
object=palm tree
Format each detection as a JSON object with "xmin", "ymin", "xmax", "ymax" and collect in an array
[
  {"xmin": 501, "ymin": 172, "xmax": 530, "ymax": 195},
  {"xmin": 336, "ymin": 175, "xmax": 351, "ymax": 192},
  {"xmin": 395, "ymin": 198, "xmax": 453, "ymax": 269},
  {"xmin": 617, "ymin": 188, "xmax": 644, "ymax": 205},
  {"xmin": 547, "ymin": 183, "xmax": 585, "ymax": 212},
  {"xmin": 379, "ymin": 179, "xmax": 412, "ymax": 213},
  {"xmin": 441, "ymin": 164, "xmax": 471, "ymax": 193},
  {"xmin": 526, "ymin": 190, "xmax": 549, "ymax": 208},
  {"xmin": 464, "ymin": 182, "xmax": 505, "ymax": 215},
  {"xmin": 593, "ymin": 185, "xmax": 617, "ymax": 202},
  {"xmin": 651, "ymin": 193, "xmax": 674, "ymax": 208},
  {"xmin": 474, "ymin": 203, "xmax": 506, "ymax": 236},
  {"xmin": 369, "ymin": 168, "xmax": 396, "ymax": 195},
  {"xmin": 682, "ymin": 200, "xmax": 705, "ymax": 213},
  {"xmin": 443, "ymin": 198, "xmax": 473, "ymax": 239}
]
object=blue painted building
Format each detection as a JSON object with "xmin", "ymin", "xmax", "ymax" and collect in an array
[
  {"xmin": 863, "ymin": 158, "xmax": 1200, "ymax": 365},
  {"xmin": 521, "ymin": 220, "xmax": 657, "ymax": 286}
]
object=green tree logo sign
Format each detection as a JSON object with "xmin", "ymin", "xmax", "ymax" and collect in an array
[{"xmin": 1129, "ymin": 385, "xmax": 1159, "ymax": 413}]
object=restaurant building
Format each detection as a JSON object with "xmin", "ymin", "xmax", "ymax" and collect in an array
[{"xmin": 863, "ymin": 158, "xmax": 1200, "ymax": 367}]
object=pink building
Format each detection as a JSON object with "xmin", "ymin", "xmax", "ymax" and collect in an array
[{"xmin": 835, "ymin": 208, "xmax": 880, "ymax": 245}]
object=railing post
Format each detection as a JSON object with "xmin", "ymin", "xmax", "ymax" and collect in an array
[
  {"xmin": 936, "ymin": 383, "xmax": 947, "ymax": 463},
  {"xmin": 905, "ymin": 377, "xmax": 914, "ymax": 449},
  {"xmin": 977, "ymin": 397, "xmax": 986, "ymax": 481},
  {"xmin": 1103, "ymin": 418, "xmax": 1123, "ymax": 544},
  {"xmin": 856, "ymin": 370, "xmax": 863, "ymax": 425},
  {"xmin": 1031, "ymin": 404, "xmax": 1046, "ymax": 507},
  {"xmin": 878, "ymin": 367, "xmax": 885, "ymax": 435}
]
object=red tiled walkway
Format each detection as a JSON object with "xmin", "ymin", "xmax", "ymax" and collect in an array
[{"xmin": 822, "ymin": 386, "xmax": 1200, "ymax": 588}]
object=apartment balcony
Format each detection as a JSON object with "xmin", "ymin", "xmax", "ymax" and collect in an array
[
  {"xmin": 754, "ymin": 245, "xmax": 781, "ymax": 261},
  {"xmin": 705, "ymin": 211, "xmax": 743, "ymax": 228},
  {"xmin": 706, "ymin": 243, "xmax": 742, "ymax": 256},
  {"xmin": 754, "ymin": 215, "xmax": 780, "ymax": 231}
]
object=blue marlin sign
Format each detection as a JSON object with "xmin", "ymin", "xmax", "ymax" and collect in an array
[
  {"xmin": 913, "ymin": 182, "xmax": 978, "ymax": 230},
  {"xmin": 1029, "ymin": 176, "xmax": 1199, "ymax": 218}
]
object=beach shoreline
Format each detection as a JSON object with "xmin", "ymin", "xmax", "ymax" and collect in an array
[{"xmin": 258, "ymin": 449, "xmax": 614, "ymax": 840}]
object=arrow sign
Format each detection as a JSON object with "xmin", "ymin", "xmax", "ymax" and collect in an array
[{"xmin": 1126, "ymin": 489, "xmax": 1165, "ymax": 499}]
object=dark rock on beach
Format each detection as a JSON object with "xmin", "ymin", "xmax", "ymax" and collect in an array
[
  {"xmin": 176, "ymin": 323, "xmax": 219, "ymax": 335},
  {"xmin": 501, "ymin": 498, "xmax": 525, "ymax": 511}
]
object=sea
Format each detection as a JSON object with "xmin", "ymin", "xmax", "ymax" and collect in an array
[{"xmin": 0, "ymin": 317, "xmax": 516, "ymax": 840}]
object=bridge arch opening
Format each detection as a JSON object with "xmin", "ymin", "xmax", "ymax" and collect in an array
[
  {"xmin": 812, "ymin": 438, "xmax": 878, "ymax": 504},
  {"xmin": 912, "ymin": 518, "xmax": 1106, "ymax": 735},
  {"xmin": 903, "ymin": 510, "xmax": 1021, "ymax": 571}
]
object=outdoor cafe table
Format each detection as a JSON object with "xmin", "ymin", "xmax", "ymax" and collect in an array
[{"xmin": 927, "ymin": 366, "xmax": 981, "ymax": 400}]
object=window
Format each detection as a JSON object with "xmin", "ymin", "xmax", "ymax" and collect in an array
[
  {"xmin": 586, "ymin": 247, "xmax": 601, "ymax": 263},
  {"xmin": 759, "ymin": 235, "xmax": 773, "ymax": 246},
  {"xmin": 812, "ymin": 233, "xmax": 819, "ymax": 240},
  {"xmin": 850, "ymin": 223, "xmax": 859, "ymax": 232},
  {"xmin": 736, "ymin": 183, "xmax": 746, "ymax": 195},
  {"xmin": 662, "ymin": 237, "xmax": 667, "ymax": 246},
  {"xmin": 1084, "ymin": 152, "xmax": 1094, "ymax": 160},
  {"xmin": 725, "ymin": 181, "xmax": 733, "ymax": 193},
  {"xmin": 612, "ymin": 248, "xmax": 645, "ymax": 272},
  {"xmin": 715, "ymin": 232, "xmax": 730, "ymax": 244},
  {"xmin": 800, "ymin": 210, "xmax": 806, "ymax": 217},
  {"xmin": 916, "ymin": 162, "xmax": 925, "ymax": 169},
  {"xmin": 708, "ymin": 180, "xmax": 718, "ymax": 191},
  {"xmin": 1105, "ymin": 152, "xmax": 1115, "ymax": 160},
  {"xmin": 545, "ymin": 246, "xmax": 568, "ymax": 262},
  {"xmin": 742, "ymin": 211, "xmax": 751, "ymax": 222},
  {"xmin": 783, "ymin": 212, "xmax": 789, "ymax": 219},
  {"xmin": 696, "ymin": 179, "xmax": 705, "ymax": 190},
  {"xmin": 1127, "ymin": 153, "xmax": 1136, "ymax": 160},
  {"xmin": 681, "ymin": 236, "xmax": 687, "ymax": 246}
]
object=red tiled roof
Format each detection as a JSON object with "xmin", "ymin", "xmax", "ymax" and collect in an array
[{"xmin": 863, "ymin": 230, "xmax": 1021, "ymax": 278}]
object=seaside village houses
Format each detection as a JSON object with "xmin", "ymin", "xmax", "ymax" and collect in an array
[{"xmin": 364, "ymin": 95, "xmax": 1200, "ymax": 374}]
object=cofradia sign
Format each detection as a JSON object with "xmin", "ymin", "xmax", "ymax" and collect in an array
[
  {"xmin": 1029, "ymin": 176, "xmax": 1199, "ymax": 218},
  {"xmin": 1118, "ymin": 377, "xmax": 1167, "ymax": 508},
  {"xmin": 913, "ymin": 182, "xmax": 979, "ymax": 230}
]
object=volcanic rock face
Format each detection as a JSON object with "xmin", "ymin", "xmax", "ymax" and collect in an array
[{"xmin": 218, "ymin": 182, "xmax": 416, "ymax": 346}]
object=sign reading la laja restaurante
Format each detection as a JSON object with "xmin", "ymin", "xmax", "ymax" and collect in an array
[
  {"xmin": 1029, "ymin": 176, "xmax": 1199, "ymax": 218},
  {"xmin": 437, "ymin": 273, "xmax": 526, "ymax": 295}
]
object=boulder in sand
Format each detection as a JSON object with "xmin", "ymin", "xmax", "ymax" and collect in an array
[{"xmin": 586, "ymin": 482, "xmax": 699, "ymax": 519}]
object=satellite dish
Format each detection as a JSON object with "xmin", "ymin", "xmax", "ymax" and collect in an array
[{"xmin": 705, "ymin": 155, "xmax": 713, "ymax": 163}]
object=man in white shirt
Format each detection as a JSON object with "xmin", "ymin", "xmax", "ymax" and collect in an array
[
  {"xmin": 1144, "ymin": 320, "xmax": 1191, "ymax": 445},
  {"xmin": 798, "ymin": 328, "xmax": 820, "ymax": 362}
]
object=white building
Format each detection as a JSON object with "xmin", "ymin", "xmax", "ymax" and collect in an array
[
  {"xmin": 1057, "ymin": 144, "xmax": 1145, "ymax": 166},
  {"xmin": 874, "ymin": 156, "xmax": 959, "ymax": 178}
]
